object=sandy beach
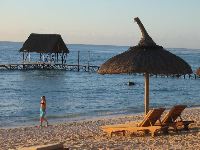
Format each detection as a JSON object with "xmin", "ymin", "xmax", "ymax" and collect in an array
[{"xmin": 0, "ymin": 107, "xmax": 199, "ymax": 150}]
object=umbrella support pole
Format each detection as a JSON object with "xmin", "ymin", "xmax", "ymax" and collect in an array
[{"xmin": 144, "ymin": 73, "xmax": 149, "ymax": 115}]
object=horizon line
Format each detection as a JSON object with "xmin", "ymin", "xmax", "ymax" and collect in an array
[{"xmin": 0, "ymin": 40, "xmax": 200, "ymax": 50}]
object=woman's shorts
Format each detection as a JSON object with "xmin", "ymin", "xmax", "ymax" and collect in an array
[{"xmin": 40, "ymin": 108, "xmax": 46, "ymax": 118}]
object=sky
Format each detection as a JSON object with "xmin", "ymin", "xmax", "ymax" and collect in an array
[{"xmin": 0, "ymin": 0, "xmax": 200, "ymax": 48}]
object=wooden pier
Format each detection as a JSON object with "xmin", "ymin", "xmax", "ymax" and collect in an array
[
  {"xmin": 0, "ymin": 62, "xmax": 100, "ymax": 72},
  {"xmin": 0, "ymin": 62, "xmax": 199, "ymax": 79},
  {"xmin": 151, "ymin": 73, "xmax": 199, "ymax": 80}
]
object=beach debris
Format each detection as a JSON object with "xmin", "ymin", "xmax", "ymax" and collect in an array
[
  {"xmin": 128, "ymin": 81, "xmax": 135, "ymax": 86},
  {"xmin": 18, "ymin": 142, "xmax": 64, "ymax": 150}
]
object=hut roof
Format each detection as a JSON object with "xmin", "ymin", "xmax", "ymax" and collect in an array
[{"xmin": 19, "ymin": 33, "xmax": 69, "ymax": 53}]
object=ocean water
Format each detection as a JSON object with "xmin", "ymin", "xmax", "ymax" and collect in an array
[{"xmin": 0, "ymin": 42, "xmax": 199, "ymax": 127}]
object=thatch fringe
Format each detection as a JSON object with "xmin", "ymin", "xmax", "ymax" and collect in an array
[{"xmin": 98, "ymin": 46, "xmax": 192, "ymax": 75}]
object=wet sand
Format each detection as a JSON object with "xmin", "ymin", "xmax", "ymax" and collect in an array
[{"xmin": 0, "ymin": 107, "xmax": 199, "ymax": 150}]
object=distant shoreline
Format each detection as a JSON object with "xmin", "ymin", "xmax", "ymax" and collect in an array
[{"xmin": 1, "ymin": 41, "xmax": 200, "ymax": 50}]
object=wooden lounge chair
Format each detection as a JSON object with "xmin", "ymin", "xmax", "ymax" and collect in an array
[
  {"xmin": 156, "ymin": 105, "xmax": 194, "ymax": 132},
  {"xmin": 101, "ymin": 108, "xmax": 167, "ymax": 137}
]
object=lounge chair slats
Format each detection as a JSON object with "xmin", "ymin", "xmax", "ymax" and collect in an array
[
  {"xmin": 101, "ymin": 108, "xmax": 166, "ymax": 137},
  {"xmin": 157, "ymin": 105, "xmax": 194, "ymax": 131}
]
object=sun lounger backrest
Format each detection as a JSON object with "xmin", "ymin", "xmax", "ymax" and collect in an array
[
  {"xmin": 162, "ymin": 105, "xmax": 187, "ymax": 124},
  {"xmin": 138, "ymin": 108, "xmax": 165, "ymax": 127}
]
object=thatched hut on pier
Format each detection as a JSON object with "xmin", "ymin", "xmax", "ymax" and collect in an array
[{"xmin": 19, "ymin": 33, "xmax": 69, "ymax": 64}]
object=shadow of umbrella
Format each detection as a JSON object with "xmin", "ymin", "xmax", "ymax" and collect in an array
[{"xmin": 98, "ymin": 17, "xmax": 192, "ymax": 115}]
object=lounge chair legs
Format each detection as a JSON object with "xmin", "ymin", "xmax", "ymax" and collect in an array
[
  {"xmin": 162, "ymin": 127, "xmax": 169, "ymax": 135},
  {"xmin": 174, "ymin": 127, "xmax": 178, "ymax": 133},
  {"xmin": 183, "ymin": 124, "xmax": 189, "ymax": 131},
  {"xmin": 174, "ymin": 121, "xmax": 194, "ymax": 132},
  {"xmin": 111, "ymin": 130, "xmax": 126, "ymax": 137},
  {"xmin": 144, "ymin": 130, "xmax": 149, "ymax": 134},
  {"xmin": 111, "ymin": 132, "xmax": 113, "ymax": 137},
  {"xmin": 123, "ymin": 130, "xmax": 126, "ymax": 136},
  {"xmin": 151, "ymin": 132, "xmax": 155, "ymax": 137}
]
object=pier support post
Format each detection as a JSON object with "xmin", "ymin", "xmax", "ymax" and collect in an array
[
  {"xmin": 78, "ymin": 51, "xmax": 80, "ymax": 72},
  {"xmin": 87, "ymin": 51, "xmax": 90, "ymax": 72}
]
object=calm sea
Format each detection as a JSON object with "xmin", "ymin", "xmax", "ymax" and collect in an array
[{"xmin": 0, "ymin": 42, "xmax": 199, "ymax": 127}]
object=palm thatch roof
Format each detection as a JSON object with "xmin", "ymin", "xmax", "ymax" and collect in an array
[
  {"xmin": 98, "ymin": 45, "xmax": 192, "ymax": 75},
  {"xmin": 19, "ymin": 33, "xmax": 69, "ymax": 53},
  {"xmin": 98, "ymin": 17, "xmax": 192, "ymax": 75}
]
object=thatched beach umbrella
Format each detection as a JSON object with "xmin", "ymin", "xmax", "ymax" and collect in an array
[{"xmin": 98, "ymin": 17, "xmax": 192, "ymax": 115}]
